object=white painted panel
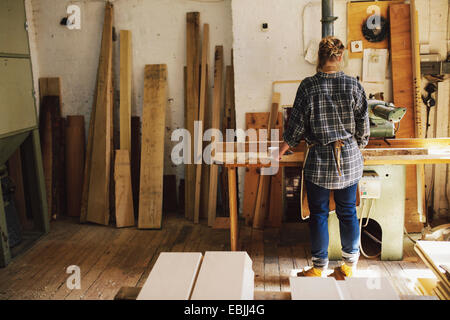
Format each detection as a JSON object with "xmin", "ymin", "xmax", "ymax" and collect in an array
[
  {"xmin": 289, "ymin": 277, "xmax": 344, "ymax": 300},
  {"xmin": 344, "ymin": 277, "xmax": 400, "ymax": 300},
  {"xmin": 191, "ymin": 251, "xmax": 254, "ymax": 300},
  {"xmin": 137, "ymin": 252, "xmax": 203, "ymax": 300}
]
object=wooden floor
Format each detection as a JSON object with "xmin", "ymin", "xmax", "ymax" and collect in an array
[{"xmin": 0, "ymin": 213, "xmax": 432, "ymax": 300}]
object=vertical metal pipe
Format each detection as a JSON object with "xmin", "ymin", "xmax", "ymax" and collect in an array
[{"xmin": 321, "ymin": 0, "xmax": 337, "ymax": 38}]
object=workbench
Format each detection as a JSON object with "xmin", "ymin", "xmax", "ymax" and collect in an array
[{"xmin": 212, "ymin": 138, "xmax": 450, "ymax": 252}]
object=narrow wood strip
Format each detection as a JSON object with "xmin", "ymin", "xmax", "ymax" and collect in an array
[
  {"xmin": 114, "ymin": 150, "xmax": 135, "ymax": 227},
  {"xmin": 119, "ymin": 30, "xmax": 132, "ymax": 151}
]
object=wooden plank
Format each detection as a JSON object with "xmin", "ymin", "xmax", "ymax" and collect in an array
[
  {"xmin": 114, "ymin": 150, "xmax": 135, "ymax": 227},
  {"xmin": 228, "ymin": 167, "xmax": 238, "ymax": 251},
  {"xmin": 136, "ymin": 252, "xmax": 203, "ymax": 300},
  {"xmin": 65, "ymin": 116, "xmax": 85, "ymax": 217},
  {"xmin": 119, "ymin": 30, "xmax": 132, "ymax": 151},
  {"xmin": 130, "ymin": 116, "xmax": 141, "ymax": 217},
  {"xmin": 38, "ymin": 77, "xmax": 61, "ymax": 105},
  {"xmin": 207, "ymin": 45, "xmax": 224, "ymax": 227},
  {"xmin": 191, "ymin": 251, "xmax": 254, "ymax": 300},
  {"xmin": 86, "ymin": 2, "xmax": 114, "ymax": 226},
  {"xmin": 138, "ymin": 64, "xmax": 167, "ymax": 229},
  {"xmin": 433, "ymin": 80, "xmax": 449, "ymax": 217},
  {"xmin": 390, "ymin": 3, "xmax": 422, "ymax": 232},
  {"xmin": 200, "ymin": 67, "xmax": 211, "ymax": 220},
  {"xmin": 194, "ymin": 24, "xmax": 209, "ymax": 224},
  {"xmin": 185, "ymin": 12, "xmax": 200, "ymax": 221},
  {"xmin": 253, "ymin": 93, "xmax": 281, "ymax": 229}
]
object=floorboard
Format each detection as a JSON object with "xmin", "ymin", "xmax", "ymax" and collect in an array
[{"xmin": 0, "ymin": 214, "xmax": 429, "ymax": 299}]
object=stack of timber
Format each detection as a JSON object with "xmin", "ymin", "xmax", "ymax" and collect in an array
[
  {"xmin": 414, "ymin": 241, "xmax": 450, "ymax": 300},
  {"xmin": 81, "ymin": 2, "xmax": 114, "ymax": 226},
  {"xmin": 65, "ymin": 116, "xmax": 85, "ymax": 217},
  {"xmin": 38, "ymin": 77, "xmax": 64, "ymax": 220},
  {"xmin": 138, "ymin": 64, "xmax": 167, "ymax": 229}
]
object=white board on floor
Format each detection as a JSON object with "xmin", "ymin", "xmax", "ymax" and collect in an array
[
  {"xmin": 190, "ymin": 251, "xmax": 254, "ymax": 300},
  {"xmin": 343, "ymin": 277, "xmax": 400, "ymax": 300},
  {"xmin": 289, "ymin": 277, "xmax": 344, "ymax": 300},
  {"xmin": 137, "ymin": 252, "xmax": 203, "ymax": 300}
]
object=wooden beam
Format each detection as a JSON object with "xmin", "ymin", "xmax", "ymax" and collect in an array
[
  {"xmin": 114, "ymin": 150, "xmax": 135, "ymax": 227},
  {"xmin": 194, "ymin": 24, "xmax": 209, "ymax": 224},
  {"xmin": 86, "ymin": 2, "xmax": 114, "ymax": 226},
  {"xmin": 138, "ymin": 64, "xmax": 167, "ymax": 229},
  {"xmin": 207, "ymin": 45, "xmax": 224, "ymax": 227},
  {"xmin": 390, "ymin": 3, "xmax": 423, "ymax": 231},
  {"xmin": 119, "ymin": 30, "xmax": 132, "ymax": 151},
  {"xmin": 65, "ymin": 116, "xmax": 85, "ymax": 217},
  {"xmin": 185, "ymin": 12, "xmax": 200, "ymax": 221}
]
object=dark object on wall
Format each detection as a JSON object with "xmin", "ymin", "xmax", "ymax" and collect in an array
[
  {"xmin": 362, "ymin": 15, "xmax": 389, "ymax": 43},
  {"xmin": 65, "ymin": 116, "xmax": 85, "ymax": 217},
  {"xmin": 163, "ymin": 175, "xmax": 178, "ymax": 213},
  {"xmin": 130, "ymin": 116, "xmax": 141, "ymax": 218}
]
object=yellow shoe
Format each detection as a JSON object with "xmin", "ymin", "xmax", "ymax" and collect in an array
[
  {"xmin": 328, "ymin": 263, "xmax": 354, "ymax": 280},
  {"xmin": 297, "ymin": 267, "xmax": 323, "ymax": 277}
]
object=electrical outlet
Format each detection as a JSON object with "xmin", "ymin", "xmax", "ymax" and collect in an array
[
  {"xmin": 261, "ymin": 23, "xmax": 269, "ymax": 32},
  {"xmin": 351, "ymin": 40, "xmax": 363, "ymax": 53}
]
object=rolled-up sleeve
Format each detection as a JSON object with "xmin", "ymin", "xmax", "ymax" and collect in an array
[
  {"xmin": 283, "ymin": 85, "xmax": 307, "ymax": 148},
  {"xmin": 353, "ymin": 82, "xmax": 370, "ymax": 149}
]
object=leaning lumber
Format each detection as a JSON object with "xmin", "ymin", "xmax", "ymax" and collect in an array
[
  {"xmin": 207, "ymin": 46, "xmax": 224, "ymax": 227},
  {"xmin": 85, "ymin": 2, "xmax": 114, "ymax": 226},
  {"xmin": 65, "ymin": 116, "xmax": 85, "ymax": 217},
  {"xmin": 185, "ymin": 12, "xmax": 201, "ymax": 221},
  {"xmin": 120, "ymin": 30, "xmax": 132, "ymax": 151},
  {"xmin": 138, "ymin": 64, "xmax": 167, "ymax": 229},
  {"xmin": 114, "ymin": 150, "xmax": 135, "ymax": 227},
  {"xmin": 194, "ymin": 23, "xmax": 209, "ymax": 223}
]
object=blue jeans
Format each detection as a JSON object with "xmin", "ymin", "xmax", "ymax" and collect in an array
[{"xmin": 305, "ymin": 180, "xmax": 360, "ymax": 269}]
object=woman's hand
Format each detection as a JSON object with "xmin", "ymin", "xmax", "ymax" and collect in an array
[{"xmin": 278, "ymin": 141, "xmax": 291, "ymax": 161}]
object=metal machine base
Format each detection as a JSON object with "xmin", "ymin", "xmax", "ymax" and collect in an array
[{"xmin": 328, "ymin": 165, "xmax": 406, "ymax": 261}]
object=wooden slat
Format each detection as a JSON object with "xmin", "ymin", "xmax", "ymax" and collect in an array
[
  {"xmin": 130, "ymin": 116, "xmax": 141, "ymax": 217},
  {"xmin": 38, "ymin": 77, "xmax": 61, "ymax": 105},
  {"xmin": 114, "ymin": 150, "xmax": 135, "ymax": 228},
  {"xmin": 194, "ymin": 24, "xmax": 209, "ymax": 223},
  {"xmin": 185, "ymin": 12, "xmax": 200, "ymax": 221},
  {"xmin": 138, "ymin": 64, "xmax": 167, "ymax": 229},
  {"xmin": 207, "ymin": 45, "xmax": 224, "ymax": 227},
  {"xmin": 200, "ymin": 65, "xmax": 211, "ymax": 220},
  {"xmin": 390, "ymin": 3, "xmax": 422, "ymax": 232},
  {"xmin": 86, "ymin": 2, "xmax": 114, "ymax": 226},
  {"xmin": 253, "ymin": 93, "xmax": 281, "ymax": 229},
  {"xmin": 65, "ymin": 116, "xmax": 85, "ymax": 217},
  {"xmin": 119, "ymin": 30, "xmax": 132, "ymax": 151},
  {"xmin": 433, "ymin": 80, "xmax": 449, "ymax": 217}
]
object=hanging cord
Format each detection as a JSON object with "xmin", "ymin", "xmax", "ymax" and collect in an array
[{"xmin": 359, "ymin": 199, "xmax": 381, "ymax": 259}]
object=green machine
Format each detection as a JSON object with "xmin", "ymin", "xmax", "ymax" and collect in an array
[
  {"xmin": 0, "ymin": 0, "xmax": 49, "ymax": 267},
  {"xmin": 367, "ymin": 99, "xmax": 407, "ymax": 138},
  {"xmin": 328, "ymin": 100, "xmax": 408, "ymax": 261}
]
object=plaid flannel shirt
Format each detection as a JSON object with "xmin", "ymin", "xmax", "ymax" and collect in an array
[{"xmin": 283, "ymin": 71, "xmax": 370, "ymax": 190}]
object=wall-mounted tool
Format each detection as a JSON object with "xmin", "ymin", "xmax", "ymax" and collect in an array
[
  {"xmin": 367, "ymin": 99, "xmax": 407, "ymax": 138},
  {"xmin": 421, "ymin": 82, "xmax": 437, "ymax": 138}
]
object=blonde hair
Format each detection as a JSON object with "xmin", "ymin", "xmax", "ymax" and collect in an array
[{"xmin": 317, "ymin": 36, "xmax": 345, "ymax": 72}]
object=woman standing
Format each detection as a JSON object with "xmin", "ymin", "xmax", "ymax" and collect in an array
[{"xmin": 279, "ymin": 37, "xmax": 370, "ymax": 278}]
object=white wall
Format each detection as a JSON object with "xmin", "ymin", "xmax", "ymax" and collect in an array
[{"xmin": 29, "ymin": 0, "xmax": 233, "ymax": 180}]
